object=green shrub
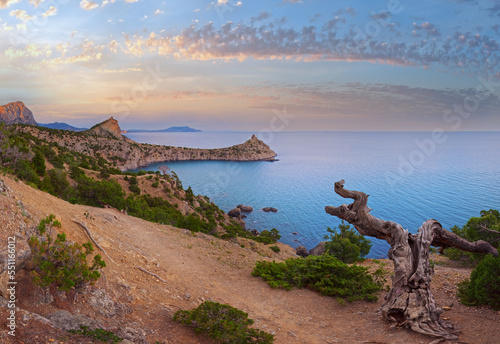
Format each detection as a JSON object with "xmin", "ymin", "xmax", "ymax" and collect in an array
[
  {"xmin": 252, "ymin": 254, "xmax": 382, "ymax": 302},
  {"xmin": 173, "ymin": 301, "xmax": 274, "ymax": 344},
  {"xmin": 28, "ymin": 215, "xmax": 106, "ymax": 291},
  {"xmin": 269, "ymin": 245, "xmax": 280, "ymax": 253},
  {"xmin": 47, "ymin": 168, "xmax": 70, "ymax": 198},
  {"xmin": 128, "ymin": 184, "xmax": 141, "ymax": 194},
  {"xmin": 324, "ymin": 221, "xmax": 372, "ymax": 263},
  {"xmin": 253, "ymin": 228, "xmax": 281, "ymax": 245},
  {"xmin": 32, "ymin": 150, "xmax": 46, "ymax": 176},
  {"xmin": 14, "ymin": 160, "xmax": 40, "ymax": 185},
  {"xmin": 458, "ymin": 254, "xmax": 500, "ymax": 310},
  {"xmin": 445, "ymin": 210, "xmax": 500, "ymax": 263},
  {"xmin": 69, "ymin": 326, "xmax": 123, "ymax": 343}
]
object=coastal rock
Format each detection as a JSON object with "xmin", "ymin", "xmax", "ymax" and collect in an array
[
  {"xmin": 309, "ymin": 242, "xmax": 326, "ymax": 256},
  {"xmin": 237, "ymin": 204, "xmax": 253, "ymax": 213},
  {"xmin": 0, "ymin": 101, "xmax": 38, "ymax": 126},
  {"xmin": 228, "ymin": 208, "xmax": 241, "ymax": 218},
  {"xmin": 250, "ymin": 229, "xmax": 260, "ymax": 236},
  {"xmin": 296, "ymin": 246, "xmax": 309, "ymax": 257},
  {"xmin": 263, "ymin": 207, "xmax": 278, "ymax": 213}
]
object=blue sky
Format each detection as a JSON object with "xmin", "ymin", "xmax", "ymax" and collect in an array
[{"xmin": 0, "ymin": 0, "xmax": 499, "ymax": 131}]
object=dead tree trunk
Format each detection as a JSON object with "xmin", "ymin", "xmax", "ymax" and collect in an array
[{"xmin": 325, "ymin": 180, "xmax": 498, "ymax": 340}]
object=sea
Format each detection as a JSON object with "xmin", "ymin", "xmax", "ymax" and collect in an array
[{"xmin": 127, "ymin": 131, "xmax": 500, "ymax": 258}]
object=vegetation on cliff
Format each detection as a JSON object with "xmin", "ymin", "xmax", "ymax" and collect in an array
[{"xmin": 0, "ymin": 121, "xmax": 276, "ymax": 244}]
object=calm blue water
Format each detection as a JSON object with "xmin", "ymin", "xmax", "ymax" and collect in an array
[{"xmin": 127, "ymin": 131, "xmax": 500, "ymax": 258}]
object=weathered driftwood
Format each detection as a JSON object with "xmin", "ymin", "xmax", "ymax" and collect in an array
[{"xmin": 325, "ymin": 180, "xmax": 498, "ymax": 340}]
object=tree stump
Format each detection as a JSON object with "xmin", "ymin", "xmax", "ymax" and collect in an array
[{"xmin": 325, "ymin": 180, "xmax": 498, "ymax": 340}]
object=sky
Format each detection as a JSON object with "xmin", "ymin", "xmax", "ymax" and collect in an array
[{"xmin": 0, "ymin": 0, "xmax": 499, "ymax": 131}]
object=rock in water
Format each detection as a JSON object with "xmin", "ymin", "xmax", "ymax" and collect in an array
[
  {"xmin": 0, "ymin": 101, "xmax": 38, "ymax": 126},
  {"xmin": 296, "ymin": 246, "xmax": 309, "ymax": 257},
  {"xmin": 309, "ymin": 242, "xmax": 326, "ymax": 256},
  {"xmin": 237, "ymin": 204, "xmax": 253, "ymax": 213},
  {"xmin": 262, "ymin": 207, "xmax": 278, "ymax": 213},
  {"xmin": 228, "ymin": 208, "xmax": 241, "ymax": 218}
]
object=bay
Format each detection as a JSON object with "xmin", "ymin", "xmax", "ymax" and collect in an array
[{"xmin": 127, "ymin": 131, "xmax": 500, "ymax": 258}]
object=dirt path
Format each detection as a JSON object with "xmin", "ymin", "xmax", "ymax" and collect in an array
[{"xmin": 2, "ymin": 176, "xmax": 499, "ymax": 344}]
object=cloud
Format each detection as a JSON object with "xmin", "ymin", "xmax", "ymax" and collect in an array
[
  {"xmin": 42, "ymin": 6, "xmax": 57, "ymax": 17},
  {"xmin": 154, "ymin": 9, "xmax": 164, "ymax": 16},
  {"xmin": 413, "ymin": 21, "xmax": 440, "ymax": 37},
  {"xmin": 113, "ymin": 18, "xmax": 499, "ymax": 80},
  {"xmin": 29, "ymin": 0, "xmax": 44, "ymax": 7},
  {"xmin": 488, "ymin": 3, "xmax": 500, "ymax": 17},
  {"xmin": 9, "ymin": 9, "xmax": 34, "ymax": 22},
  {"xmin": 250, "ymin": 10, "xmax": 271, "ymax": 24},
  {"xmin": 335, "ymin": 7, "xmax": 356, "ymax": 17},
  {"xmin": 0, "ymin": 0, "xmax": 21, "ymax": 9},
  {"xmin": 80, "ymin": 0, "xmax": 99, "ymax": 11}
]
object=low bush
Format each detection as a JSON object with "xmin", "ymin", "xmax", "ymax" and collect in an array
[
  {"xmin": 458, "ymin": 254, "xmax": 500, "ymax": 310},
  {"xmin": 253, "ymin": 228, "xmax": 281, "ymax": 245},
  {"xmin": 252, "ymin": 254, "xmax": 383, "ymax": 302},
  {"xmin": 324, "ymin": 221, "xmax": 372, "ymax": 263},
  {"xmin": 28, "ymin": 215, "xmax": 106, "ymax": 291},
  {"xmin": 173, "ymin": 301, "xmax": 274, "ymax": 344},
  {"xmin": 69, "ymin": 326, "xmax": 123, "ymax": 343}
]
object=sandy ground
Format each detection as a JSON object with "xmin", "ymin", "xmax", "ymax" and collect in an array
[{"xmin": 1, "ymin": 176, "xmax": 499, "ymax": 344}]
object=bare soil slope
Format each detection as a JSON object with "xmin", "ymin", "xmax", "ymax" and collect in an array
[{"xmin": 1, "ymin": 176, "xmax": 499, "ymax": 344}]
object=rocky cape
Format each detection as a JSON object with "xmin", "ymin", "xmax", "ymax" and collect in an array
[
  {"xmin": 0, "ymin": 101, "xmax": 38, "ymax": 126},
  {"xmin": 19, "ymin": 116, "xmax": 278, "ymax": 171}
]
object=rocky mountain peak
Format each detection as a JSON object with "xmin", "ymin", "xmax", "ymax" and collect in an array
[
  {"xmin": 89, "ymin": 116, "xmax": 122, "ymax": 138},
  {"xmin": 0, "ymin": 101, "xmax": 38, "ymax": 126}
]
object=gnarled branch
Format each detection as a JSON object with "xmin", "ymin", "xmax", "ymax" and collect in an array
[{"xmin": 325, "ymin": 180, "xmax": 498, "ymax": 340}]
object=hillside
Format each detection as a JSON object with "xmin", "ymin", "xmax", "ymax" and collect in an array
[
  {"xmin": 19, "ymin": 117, "xmax": 277, "ymax": 170},
  {"xmin": 1, "ymin": 175, "xmax": 499, "ymax": 344}
]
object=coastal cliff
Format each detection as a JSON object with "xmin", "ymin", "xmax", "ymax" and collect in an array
[{"xmin": 18, "ymin": 116, "xmax": 277, "ymax": 170}]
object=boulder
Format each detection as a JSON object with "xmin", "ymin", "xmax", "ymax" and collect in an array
[
  {"xmin": 228, "ymin": 208, "xmax": 241, "ymax": 218},
  {"xmin": 296, "ymin": 246, "xmax": 309, "ymax": 257},
  {"xmin": 250, "ymin": 229, "xmax": 260, "ymax": 236},
  {"xmin": 309, "ymin": 242, "xmax": 326, "ymax": 256},
  {"xmin": 262, "ymin": 207, "xmax": 278, "ymax": 213},
  {"xmin": 237, "ymin": 204, "xmax": 253, "ymax": 213},
  {"xmin": 46, "ymin": 310, "xmax": 98, "ymax": 331}
]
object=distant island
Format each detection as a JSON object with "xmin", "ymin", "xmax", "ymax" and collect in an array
[
  {"xmin": 126, "ymin": 126, "xmax": 202, "ymax": 133},
  {"xmin": 39, "ymin": 122, "xmax": 87, "ymax": 132}
]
